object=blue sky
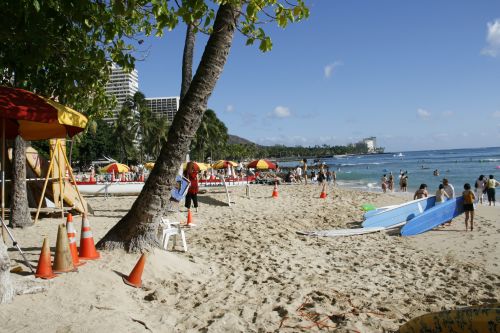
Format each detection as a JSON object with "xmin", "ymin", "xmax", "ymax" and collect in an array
[{"xmin": 135, "ymin": 1, "xmax": 500, "ymax": 152}]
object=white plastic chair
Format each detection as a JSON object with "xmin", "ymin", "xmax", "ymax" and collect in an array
[{"xmin": 159, "ymin": 217, "xmax": 187, "ymax": 252}]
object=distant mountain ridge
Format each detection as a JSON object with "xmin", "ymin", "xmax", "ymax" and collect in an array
[{"xmin": 228, "ymin": 134, "xmax": 255, "ymax": 145}]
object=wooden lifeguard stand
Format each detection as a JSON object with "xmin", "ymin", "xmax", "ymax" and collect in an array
[{"xmin": 34, "ymin": 139, "xmax": 86, "ymax": 222}]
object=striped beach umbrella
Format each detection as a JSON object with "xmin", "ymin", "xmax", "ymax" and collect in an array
[
  {"xmin": 211, "ymin": 160, "xmax": 238, "ymax": 169},
  {"xmin": 101, "ymin": 162, "xmax": 129, "ymax": 173},
  {"xmin": 246, "ymin": 159, "xmax": 277, "ymax": 170},
  {"xmin": 183, "ymin": 161, "xmax": 209, "ymax": 171}
]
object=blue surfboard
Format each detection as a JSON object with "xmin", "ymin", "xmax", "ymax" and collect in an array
[
  {"xmin": 400, "ymin": 197, "xmax": 464, "ymax": 236},
  {"xmin": 363, "ymin": 204, "xmax": 402, "ymax": 219},
  {"xmin": 362, "ymin": 196, "xmax": 436, "ymax": 228}
]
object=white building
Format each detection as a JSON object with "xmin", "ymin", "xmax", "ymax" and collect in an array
[
  {"xmin": 145, "ymin": 97, "xmax": 180, "ymax": 122},
  {"xmin": 363, "ymin": 137, "xmax": 377, "ymax": 153},
  {"xmin": 104, "ymin": 64, "xmax": 139, "ymax": 121}
]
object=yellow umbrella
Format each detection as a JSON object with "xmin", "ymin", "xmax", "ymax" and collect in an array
[
  {"xmin": 101, "ymin": 162, "xmax": 129, "ymax": 173},
  {"xmin": 211, "ymin": 160, "xmax": 238, "ymax": 169},
  {"xmin": 144, "ymin": 162, "xmax": 155, "ymax": 170},
  {"xmin": 183, "ymin": 161, "xmax": 209, "ymax": 171}
]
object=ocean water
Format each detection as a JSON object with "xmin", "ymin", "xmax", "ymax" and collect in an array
[{"xmin": 280, "ymin": 147, "xmax": 500, "ymax": 193}]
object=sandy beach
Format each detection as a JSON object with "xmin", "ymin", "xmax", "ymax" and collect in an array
[{"xmin": 1, "ymin": 184, "xmax": 499, "ymax": 332}]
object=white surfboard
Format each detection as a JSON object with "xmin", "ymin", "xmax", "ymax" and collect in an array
[{"xmin": 297, "ymin": 222, "xmax": 405, "ymax": 237}]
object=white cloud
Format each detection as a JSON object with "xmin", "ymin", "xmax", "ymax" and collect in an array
[
  {"xmin": 226, "ymin": 104, "xmax": 235, "ymax": 112},
  {"xmin": 324, "ymin": 61, "xmax": 343, "ymax": 78},
  {"xmin": 272, "ymin": 106, "xmax": 291, "ymax": 118},
  {"xmin": 417, "ymin": 108, "xmax": 431, "ymax": 120},
  {"xmin": 492, "ymin": 110, "xmax": 500, "ymax": 118},
  {"xmin": 481, "ymin": 19, "xmax": 500, "ymax": 57}
]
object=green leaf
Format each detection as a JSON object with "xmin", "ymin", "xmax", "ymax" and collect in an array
[{"xmin": 32, "ymin": 0, "xmax": 40, "ymax": 12}]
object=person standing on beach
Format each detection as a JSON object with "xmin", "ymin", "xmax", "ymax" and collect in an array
[
  {"xmin": 381, "ymin": 174, "xmax": 388, "ymax": 193},
  {"xmin": 462, "ymin": 183, "xmax": 475, "ymax": 231},
  {"xmin": 475, "ymin": 175, "xmax": 487, "ymax": 204},
  {"xmin": 388, "ymin": 172, "xmax": 394, "ymax": 191},
  {"xmin": 302, "ymin": 159, "xmax": 308, "ymax": 185},
  {"xmin": 184, "ymin": 161, "xmax": 199, "ymax": 212},
  {"xmin": 413, "ymin": 184, "xmax": 428, "ymax": 199},
  {"xmin": 332, "ymin": 170, "xmax": 337, "ymax": 186},
  {"xmin": 400, "ymin": 172, "xmax": 408, "ymax": 192},
  {"xmin": 442, "ymin": 178, "xmax": 455, "ymax": 226},
  {"xmin": 435, "ymin": 184, "xmax": 449, "ymax": 205},
  {"xmin": 486, "ymin": 175, "xmax": 500, "ymax": 206},
  {"xmin": 296, "ymin": 165, "xmax": 303, "ymax": 183}
]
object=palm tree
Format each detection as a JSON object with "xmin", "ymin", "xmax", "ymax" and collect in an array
[{"xmin": 114, "ymin": 100, "xmax": 138, "ymax": 164}]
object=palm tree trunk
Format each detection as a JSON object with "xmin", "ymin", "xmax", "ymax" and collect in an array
[
  {"xmin": 10, "ymin": 136, "xmax": 32, "ymax": 228},
  {"xmin": 180, "ymin": 23, "xmax": 196, "ymax": 102},
  {"xmin": 97, "ymin": 4, "xmax": 239, "ymax": 252}
]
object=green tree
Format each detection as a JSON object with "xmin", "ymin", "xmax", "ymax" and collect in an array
[
  {"xmin": 97, "ymin": 1, "xmax": 309, "ymax": 251},
  {"xmin": 191, "ymin": 109, "xmax": 228, "ymax": 162}
]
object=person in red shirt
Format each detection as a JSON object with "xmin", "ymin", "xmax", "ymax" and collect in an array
[{"xmin": 184, "ymin": 162, "xmax": 199, "ymax": 212}]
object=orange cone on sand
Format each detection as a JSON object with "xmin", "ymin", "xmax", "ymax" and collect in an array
[
  {"xmin": 66, "ymin": 213, "xmax": 85, "ymax": 267},
  {"xmin": 79, "ymin": 214, "xmax": 101, "ymax": 260},
  {"xmin": 35, "ymin": 238, "xmax": 57, "ymax": 279},
  {"xmin": 123, "ymin": 253, "xmax": 147, "ymax": 288},
  {"xmin": 320, "ymin": 190, "xmax": 327, "ymax": 199},
  {"xmin": 272, "ymin": 182, "xmax": 279, "ymax": 198},
  {"xmin": 186, "ymin": 209, "xmax": 195, "ymax": 227},
  {"xmin": 53, "ymin": 224, "xmax": 77, "ymax": 273}
]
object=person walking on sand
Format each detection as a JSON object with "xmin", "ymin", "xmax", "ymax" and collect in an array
[
  {"xmin": 414, "ymin": 184, "xmax": 428, "ymax": 199},
  {"xmin": 475, "ymin": 175, "xmax": 487, "ymax": 205},
  {"xmin": 462, "ymin": 183, "xmax": 476, "ymax": 231},
  {"xmin": 486, "ymin": 174, "xmax": 500, "ymax": 206},
  {"xmin": 296, "ymin": 165, "xmax": 303, "ymax": 183}
]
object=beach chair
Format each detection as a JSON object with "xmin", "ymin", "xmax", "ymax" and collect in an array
[{"xmin": 159, "ymin": 217, "xmax": 187, "ymax": 252}]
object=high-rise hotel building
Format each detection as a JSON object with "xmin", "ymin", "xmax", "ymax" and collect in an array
[
  {"xmin": 145, "ymin": 97, "xmax": 180, "ymax": 122},
  {"xmin": 104, "ymin": 64, "xmax": 139, "ymax": 121}
]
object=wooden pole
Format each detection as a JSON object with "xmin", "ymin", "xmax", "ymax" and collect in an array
[
  {"xmin": 56, "ymin": 140, "xmax": 64, "ymax": 219},
  {"xmin": 60, "ymin": 141, "xmax": 86, "ymax": 214},
  {"xmin": 34, "ymin": 151, "xmax": 56, "ymax": 223},
  {"xmin": 1, "ymin": 118, "xmax": 7, "ymax": 243}
]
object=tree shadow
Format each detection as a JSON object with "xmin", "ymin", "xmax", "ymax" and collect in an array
[{"xmin": 197, "ymin": 196, "xmax": 229, "ymax": 207}]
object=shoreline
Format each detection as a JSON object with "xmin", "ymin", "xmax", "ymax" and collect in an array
[{"xmin": 2, "ymin": 184, "xmax": 499, "ymax": 332}]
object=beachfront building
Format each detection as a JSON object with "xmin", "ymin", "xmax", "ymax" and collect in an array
[
  {"xmin": 363, "ymin": 137, "xmax": 377, "ymax": 153},
  {"xmin": 145, "ymin": 97, "xmax": 180, "ymax": 122},
  {"xmin": 104, "ymin": 64, "xmax": 139, "ymax": 122}
]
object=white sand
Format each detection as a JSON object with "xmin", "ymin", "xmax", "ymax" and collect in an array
[{"xmin": 1, "ymin": 184, "xmax": 499, "ymax": 332}]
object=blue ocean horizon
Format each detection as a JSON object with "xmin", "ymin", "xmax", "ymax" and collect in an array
[{"xmin": 280, "ymin": 146, "xmax": 500, "ymax": 193}]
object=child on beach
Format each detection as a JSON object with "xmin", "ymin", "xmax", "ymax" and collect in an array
[
  {"xmin": 462, "ymin": 183, "xmax": 475, "ymax": 231},
  {"xmin": 183, "ymin": 161, "xmax": 199, "ymax": 212},
  {"xmin": 413, "ymin": 184, "xmax": 428, "ymax": 199},
  {"xmin": 435, "ymin": 184, "xmax": 449, "ymax": 204},
  {"xmin": 381, "ymin": 174, "xmax": 388, "ymax": 193}
]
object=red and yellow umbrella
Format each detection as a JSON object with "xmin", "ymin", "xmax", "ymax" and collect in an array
[
  {"xmin": 211, "ymin": 160, "xmax": 238, "ymax": 169},
  {"xmin": 101, "ymin": 162, "xmax": 129, "ymax": 173},
  {"xmin": 183, "ymin": 161, "xmax": 209, "ymax": 171},
  {"xmin": 0, "ymin": 86, "xmax": 88, "ymax": 140},
  {"xmin": 144, "ymin": 162, "xmax": 155, "ymax": 170},
  {"xmin": 246, "ymin": 159, "xmax": 277, "ymax": 170}
]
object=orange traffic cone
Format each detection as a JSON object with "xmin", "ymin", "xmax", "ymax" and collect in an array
[
  {"xmin": 272, "ymin": 182, "xmax": 279, "ymax": 198},
  {"xmin": 66, "ymin": 214, "xmax": 85, "ymax": 267},
  {"xmin": 78, "ymin": 214, "xmax": 101, "ymax": 260},
  {"xmin": 320, "ymin": 190, "xmax": 327, "ymax": 198},
  {"xmin": 35, "ymin": 238, "xmax": 57, "ymax": 279},
  {"xmin": 53, "ymin": 224, "xmax": 77, "ymax": 273},
  {"xmin": 123, "ymin": 253, "xmax": 147, "ymax": 288},
  {"xmin": 186, "ymin": 209, "xmax": 195, "ymax": 227}
]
